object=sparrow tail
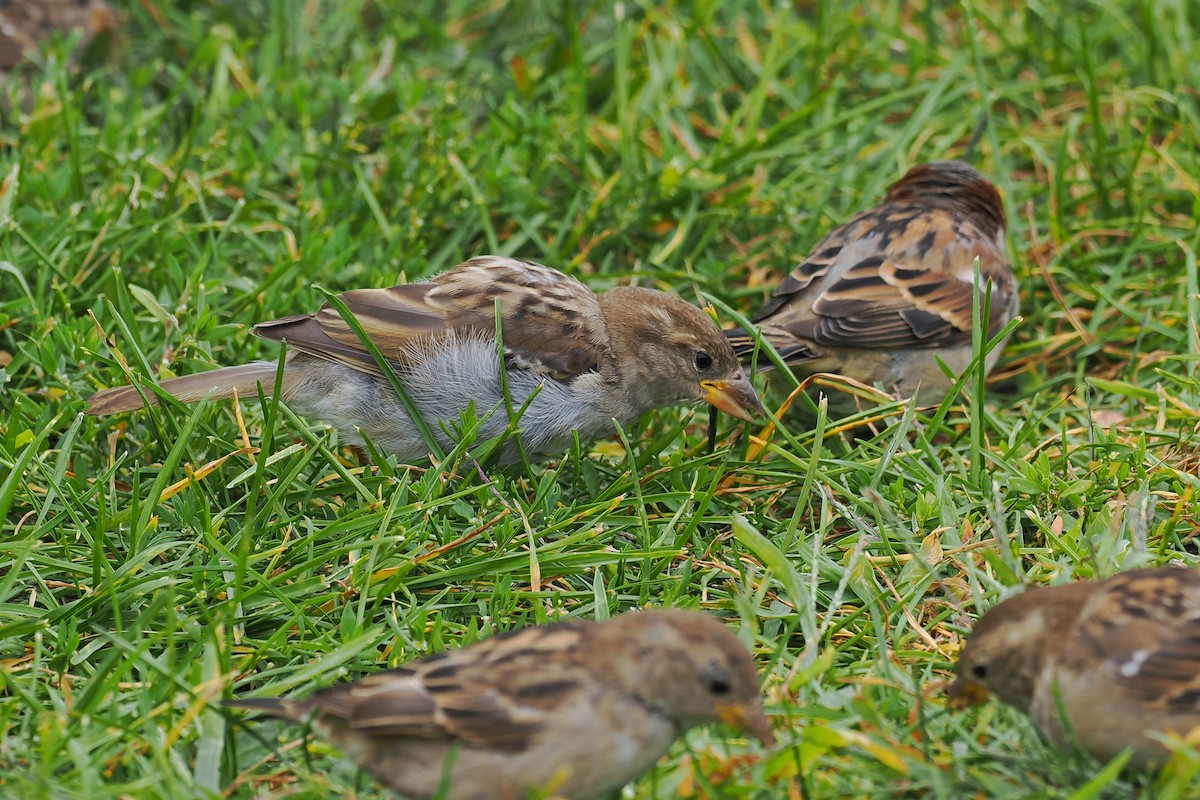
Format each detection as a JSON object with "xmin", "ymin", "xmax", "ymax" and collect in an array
[{"xmin": 85, "ymin": 362, "xmax": 281, "ymax": 416}]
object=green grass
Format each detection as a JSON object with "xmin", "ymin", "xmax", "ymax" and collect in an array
[{"xmin": 3, "ymin": 0, "xmax": 1200, "ymax": 797}]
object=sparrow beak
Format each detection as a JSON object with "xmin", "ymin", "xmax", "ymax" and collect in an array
[
  {"xmin": 947, "ymin": 677, "xmax": 990, "ymax": 708},
  {"xmin": 716, "ymin": 701, "xmax": 775, "ymax": 746},
  {"xmin": 701, "ymin": 373, "xmax": 763, "ymax": 422}
]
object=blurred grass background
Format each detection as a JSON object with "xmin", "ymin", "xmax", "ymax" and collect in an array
[{"xmin": 2, "ymin": 0, "xmax": 1199, "ymax": 797}]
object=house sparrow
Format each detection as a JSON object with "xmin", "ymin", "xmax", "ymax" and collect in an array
[
  {"xmin": 227, "ymin": 609, "xmax": 775, "ymax": 799},
  {"xmin": 727, "ymin": 161, "xmax": 1018, "ymax": 406},
  {"xmin": 950, "ymin": 567, "xmax": 1200, "ymax": 768},
  {"xmin": 0, "ymin": 0, "xmax": 117, "ymax": 70},
  {"xmin": 87, "ymin": 256, "xmax": 762, "ymax": 463}
]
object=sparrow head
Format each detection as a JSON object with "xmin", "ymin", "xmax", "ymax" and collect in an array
[
  {"xmin": 597, "ymin": 610, "xmax": 775, "ymax": 745},
  {"xmin": 949, "ymin": 582, "xmax": 1090, "ymax": 713},
  {"xmin": 599, "ymin": 287, "xmax": 763, "ymax": 422},
  {"xmin": 886, "ymin": 161, "xmax": 1006, "ymax": 240}
]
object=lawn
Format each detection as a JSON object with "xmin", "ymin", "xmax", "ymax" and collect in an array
[{"xmin": 2, "ymin": 0, "xmax": 1199, "ymax": 797}]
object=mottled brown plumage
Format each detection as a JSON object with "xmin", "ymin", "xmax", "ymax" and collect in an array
[
  {"xmin": 228, "ymin": 609, "xmax": 774, "ymax": 799},
  {"xmin": 729, "ymin": 161, "xmax": 1018, "ymax": 405},
  {"xmin": 87, "ymin": 256, "xmax": 761, "ymax": 463},
  {"xmin": 950, "ymin": 567, "xmax": 1200, "ymax": 767},
  {"xmin": 251, "ymin": 257, "xmax": 614, "ymax": 383}
]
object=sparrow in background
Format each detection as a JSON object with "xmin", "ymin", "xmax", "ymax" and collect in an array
[
  {"xmin": 227, "ymin": 609, "xmax": 775, "ymax": 800},
  {"xmin": 87, "ymin": 256, "xmax": 762, "ymax": 463},
  {"xmin": 0, "ymin": 0, "xmax": 117, "ymax": 70},
  {"xmin": 950, "ymin": 567, "xmax": 1200, "ymax": 768},
  {"xmin": 728, "ymin": 161, "xmax": 1018, "ymax": 406}
]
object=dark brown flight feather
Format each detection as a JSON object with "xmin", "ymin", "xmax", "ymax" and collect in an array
[{"xmin": 252, "ymin": 258, "xmax": 610, "ymax": 383}]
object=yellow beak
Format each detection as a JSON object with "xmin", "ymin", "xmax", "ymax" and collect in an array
[
  {"xmin": 947, "ymin": 677, "xmax": 990, "ymax": 708},
  {"xmin": 715, "ymin": 701, "xmax": 775, "ymax": 746},
  {"xmin": 701, "ymin": 374, "xmax": 763, "ymax": 422}
]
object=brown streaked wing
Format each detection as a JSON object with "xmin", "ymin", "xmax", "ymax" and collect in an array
[
  {"xmin": 252, "ymin": 312, "xmax": 391, "ymax": 377},
  {"xmin": 414, "ymin": 621, "xmax": 589, "ymax": 748},
  {"xmin": 422, "ymin": 686, "xmax": 547, "ymax": 750},
  {"xmin": 252, "ymin": 286, "xmax": 448, "ymax": 376},
  {"xmin": 1115, "ymin": 615, "xmax": 1200, "ymax": 711},
  {"xmin": 253, "ymin": 257, "xmax": 610, "ymax": 382},
  {"xmin": 751, "ymin": 223, "xmax": 859, "ymax": 322},
  {"xmin": 310, "ymin": 667, "xmax": 446, "ymax": 739},
  {"xmin": 311, "ymin": 620, "xmax": 590, "ymax": 750},
  {"xmin": 1090, "ymin": 570, "xmax": 1200, "ymax": 711},
  {"xmin": 794, "ymin": 211, "xmax": 1010, "ymax": 349},
  {"xmin": 306, "ymin": 664, "xmax": 546, "ymax": 749}
]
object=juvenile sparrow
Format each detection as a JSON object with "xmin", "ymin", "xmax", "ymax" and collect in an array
[
  {"xmin": 87, "ymin": 256, "xmax": 762, "ymax": 463},
  {"xmin": 0, "ymin": 0, "xmax": 116, "ymax": 70},
  {"xmin": 950, "ymin": 567, "xmax": 1200, "ymax": 768},
  {"xmin": 728, "ymin": 161, "xmax": 1018, "ymax": 406},
  {"xmin": 227, "ymin": 609, "xmax": 775, "ymax": 799}
]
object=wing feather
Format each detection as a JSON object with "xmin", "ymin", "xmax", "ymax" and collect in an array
[
  {"xmin": 301, "ymin": 621, "xmax": 591, "ymax": 751},
  {"xmin": 1085, "ymin": 570, "xmax": 1200, "ymax": 712},
  {"xmin": 252, "ymin": 256, "xmax": 610, "ymax": 382},
  {"xmin": 751, "ymin": 206, "xmax": 1015, "ymax": 356}
]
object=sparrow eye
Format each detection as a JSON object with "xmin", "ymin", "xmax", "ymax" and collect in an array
[
  {"xmin": 708, "ymin": 676, "xmax": 732, "ymax": 695},
  {"xmin": 694, "ymin": 351, "xmax": 713, "ymax": 371},
  {"xmin": 971, "ymin": 664, "xmax": 989, "ymax": 680},
  {"xmin": 702, "ymin": 661, "xmax": 732, "ymax": 695}
]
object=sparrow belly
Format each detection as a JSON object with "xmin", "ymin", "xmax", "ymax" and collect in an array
[
  {"xmin": 281, "ymin": 338, "xmax": 611, "ymax": 462},
  {"xmin": 1036, "ymin": 666, "xmax": 1200, "ymax": 768},
  {"xmin": 332, "ymin": 705, "xmax": 677, "ymax": 800}
]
